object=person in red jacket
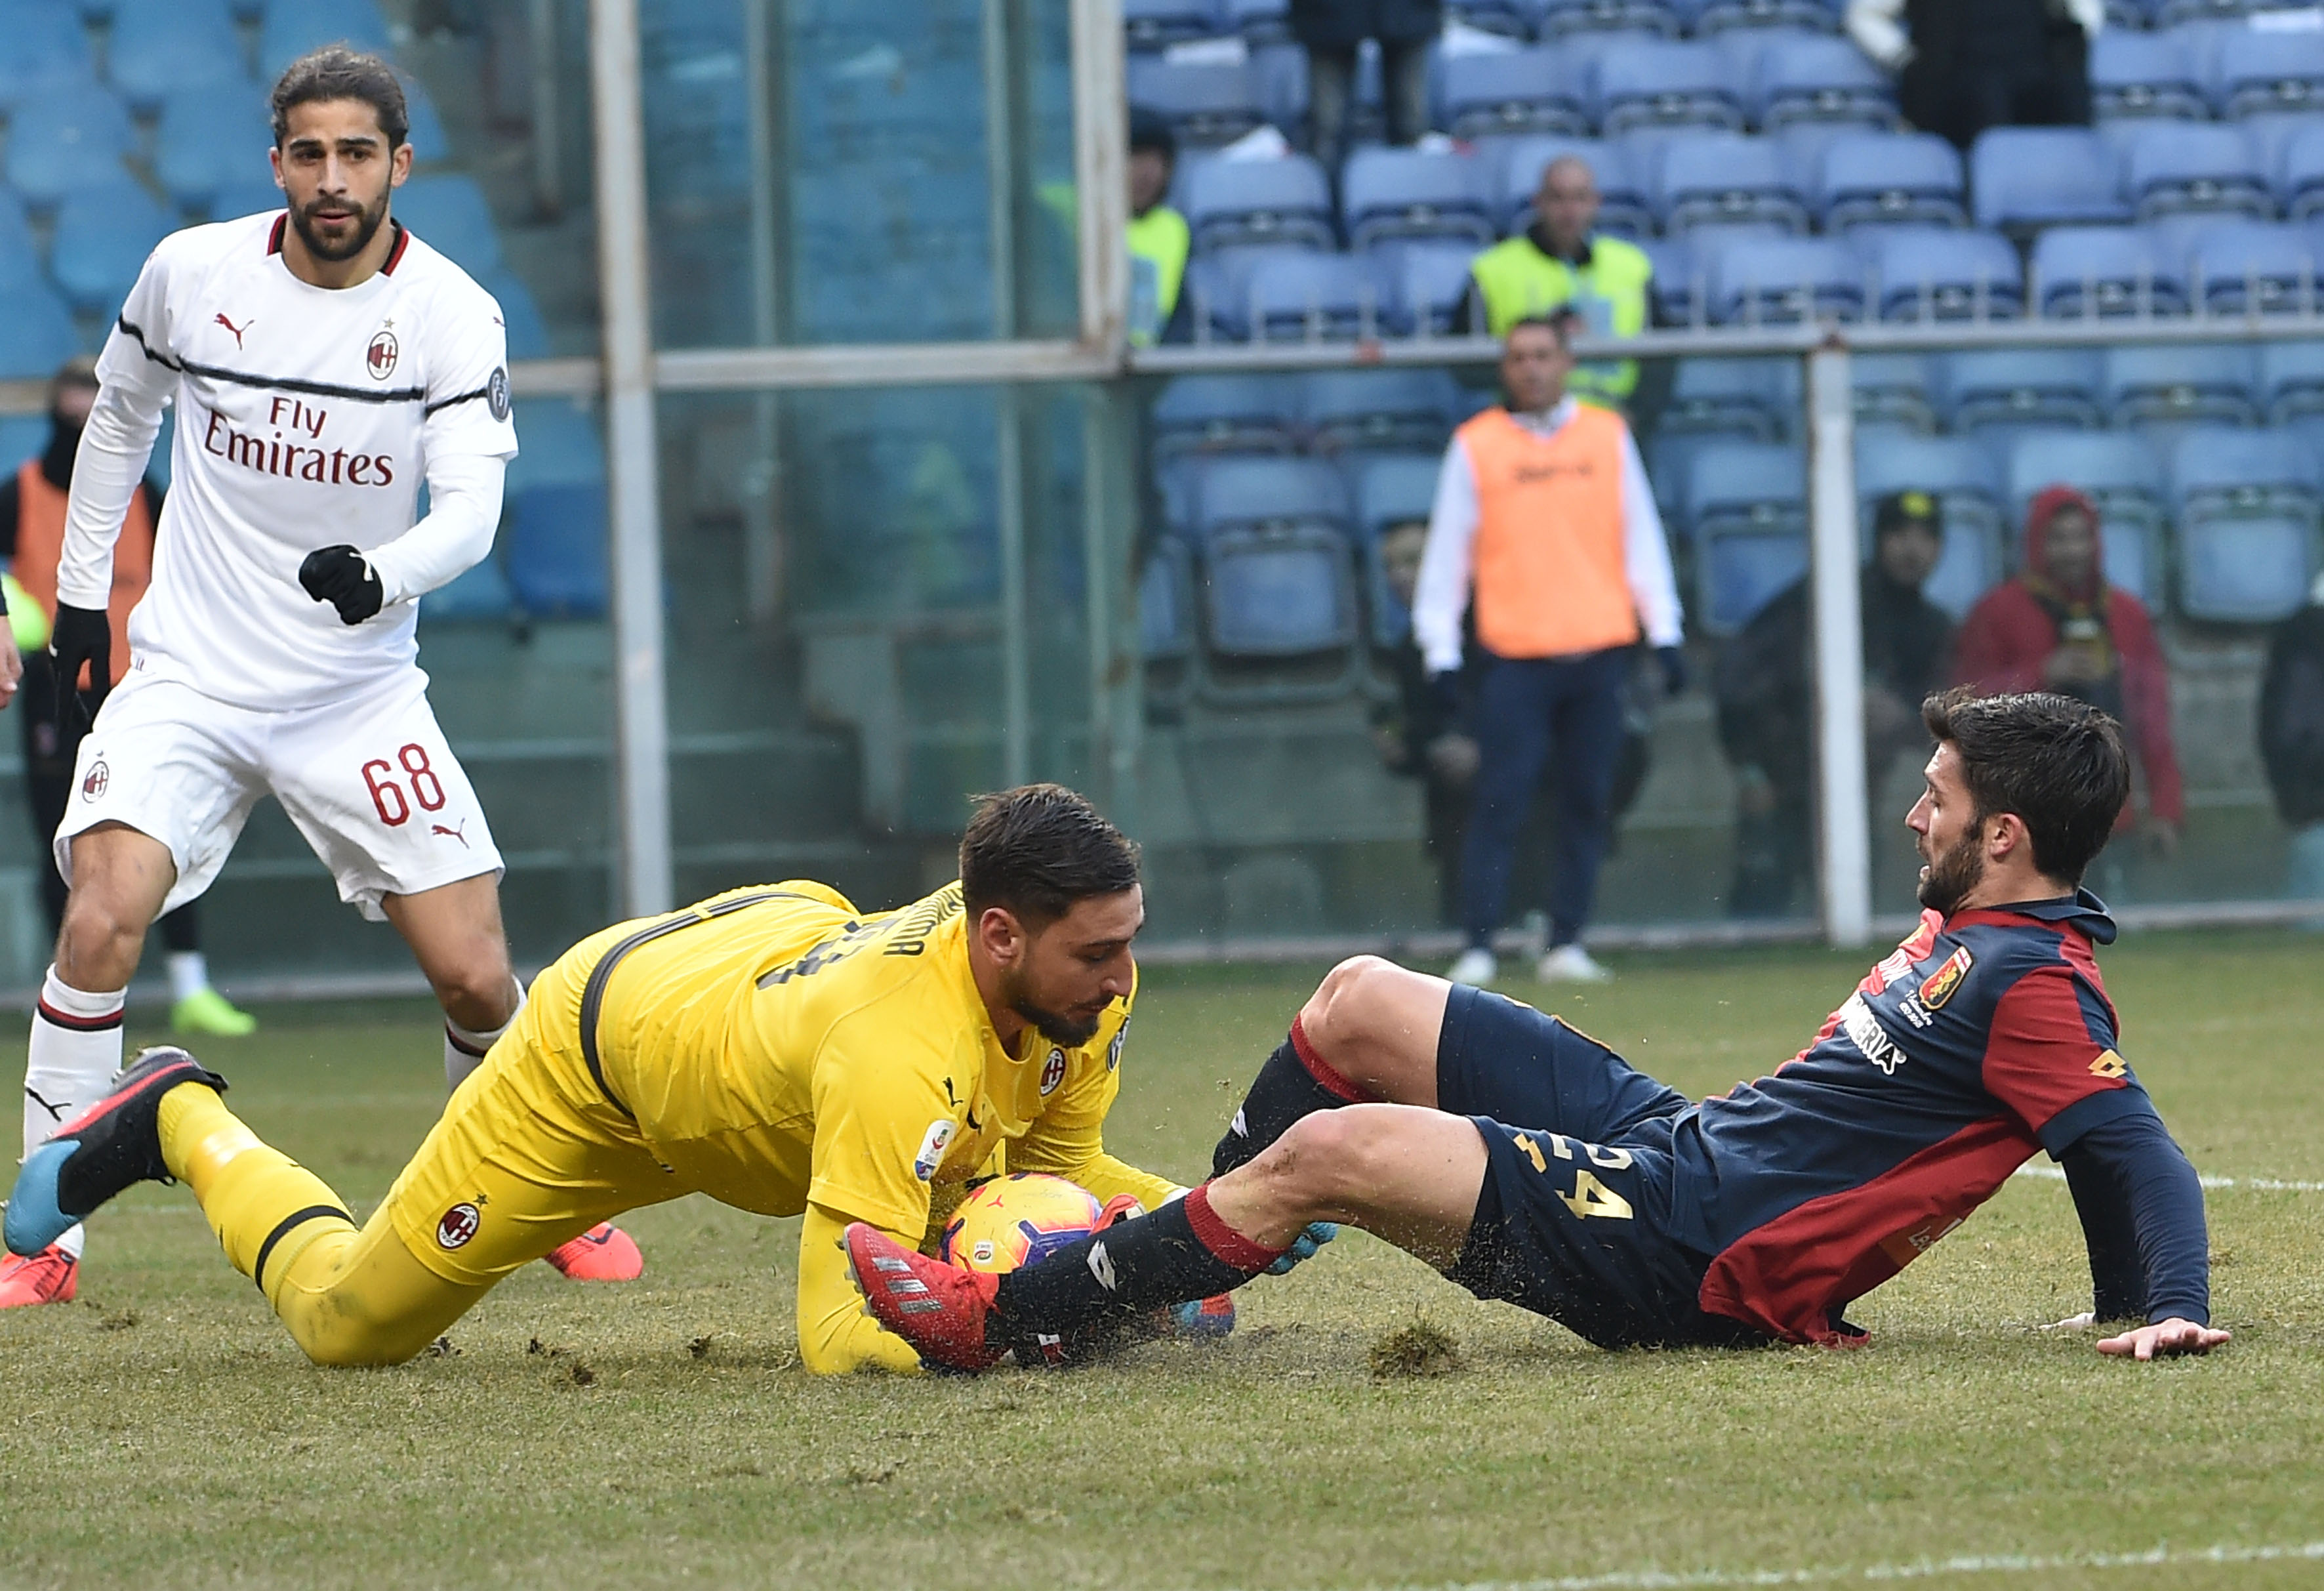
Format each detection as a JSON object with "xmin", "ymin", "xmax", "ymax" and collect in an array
[{"xmin": 1953, "ymin": 486, "xmax": 2183, "ymax": 856}]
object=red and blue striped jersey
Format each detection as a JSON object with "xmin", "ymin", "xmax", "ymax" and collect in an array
[{"xmin": 1669, "ymin": 892, "xmax": 2146, "ymax": 1345}]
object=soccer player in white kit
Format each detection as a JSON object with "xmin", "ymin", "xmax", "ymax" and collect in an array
[{"xmin": 0, "ymin": 48, "xmax": 640, "ymax": 1306}]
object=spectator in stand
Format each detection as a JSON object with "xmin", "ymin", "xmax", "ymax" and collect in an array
[
  {"xmin": 1414, "ymin": 312, "xmax": 1684, "ymax": 987},
  {"xmin": 1846, "ymin": 0, "xmax": 2100, "ymax": 154},
  {"xmin": 1292, "ymin": 0, "xmax": 1440, "ymax": 180},
  {"xmin": 1458, "ymin": 155, "xmax": 1671, "ymax": 439},
  {"xmin": 2260, "ymin": 571, "xmax": 2324, "ymax": 920},
  {"xmin": 1953, "ymin": 486, "xmax": 2182, "ymax": 859},
  {"xmin": 1127, "ymin": 108, "xmax": 1191, "ymax": 347},
  {"xmin": 1715, "ymin": 491, "xmax": 1956, "ymax": 918},
  {"xmin": 1372, "ymin": 520, "xmax": 1479, "ymax": 927}
]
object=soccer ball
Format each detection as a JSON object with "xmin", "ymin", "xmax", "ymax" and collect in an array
[{"xmin": 940, "ymin": 1172, "xmax": 1104, "ymax": 1274}]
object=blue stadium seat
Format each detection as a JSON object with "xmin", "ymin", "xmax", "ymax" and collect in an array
[
  {"xmin": 1139, "ymin": 538, "xmax": 1198, "ymax": 685},
  {"xmin": 0, "ymin": 283, "xmax": 80, "ymax": 379},
  {"xmin": 2029, "ymin": 225, "xmax": 2188, "ymax": 317},
  {"xmin": 1152, "ymin": 373, "xmax": 1302, "ymax": 458},
  {"xmin": 1851, "ymin": 428, "xmax": 2006, "ymax": 617},
  {"xmin": 1591, "ymin": 40, "xmax": 1745, "ymax": 136},
  {"xmin": 1938, "ymin": 348, "xmax": 2106, "ymax": 432},
  {"xmin": 1224, "ymin": 0, "xmax": 1291, "ymax": 44},
  {"xmin": 1684, "ymin": 440, "xmax": 1806, "ymax": 633},
  {"xmin": 1126, "ymin": 56, "xmax": 1264, "ymax": 149},
  {"xmin": 1124, "ymin": 0, "xmax": 1223, "ymax": 52},
  {"xmin": 403, "ymin": 80, "xmax": 451, "ymax": 165},
  {"xmin": 2215, "ymin": 26, "xmax": 2324, "ymax": 119},
  {"xmin": 1202, "ymin": 524, "xmax": 1360, "ymax": 661},
  {"xmin": 1746, "ymin": 33, "xmax": 1893, "ymax": 130},
  {"xmin": 155, "ymin": 86, "xmax": 274, "ymax": 211},
  {"xmin": 2258, "ymin": 337, "xmax": 2324, "ymax": 420},
  {"xmin": 1970, "ymin": 127, "xmax": 2129, "ymax": 231},
  {"xmin": 5, "ymin": 81, "xmax": 136, "ymax": 207},
  {"xmin": 479, "ymin": 268, "xmax": 550, "ymax": 360},
  {"xmin": 1181, "ymin": 154, "xmax": 1335, "ymax": 252},
  {"xmin": 1376, "ymin": 238, "xmax": 1482, "ymax": 335},
  {"xmin": 0, "ymin": 0, "xmax": 95, "ymax": 112},
  {"xmin": 2091, "ymin": 28, "xmax": 2209, "ymax": 119},
  {"xmin": 1864, "ymin": 226, "xmax": 2022, "ymax": 321},
  {"xmin": 1206, "ymin": 249, "xmax": 1390, "ymax": 341},
  {"xmin": 1445, "ymin": 0, "xmax": 1534, "ymax": 37},
  {"xmin": 1340, "ymin": 148, "xmax": 1497, "ymax": 250},
  {"xmin": 420, "ymin": 556, "xmax": 516, "ymax": 623},
  {"xmin": 503, "ymin": 484, "xmax": 609, "ymax": 619},
  {"xmin": 1813, "ymin": 129, "xmax": 1965, "ymax": 229},
  {"xmin": 0, "ymin": 190, "xmax": 44, "ymax": 293},
  {"xmin": 1708, "ymin": 235, "xmax": 1862, "ymax": 323},
  {"xmin": 1536, "ymin": 0, "xmax": 1681, "ymax": 38},
  {"xmin": 209, "ymin": 178, "xmax": 287, "ymax": 222},
  {"xmin": 2121, "ymin": 121, "xmax": 2271, "ymax": 221},
  {"xmin": 1440, "ymin": 49, "xmax": 1590, "ymax": 140},
  {"xmin": 1663, "ymin": 356, "xmax": 1798, "ymax": 439},
  {"xmin": 49, "ymin": 181, "xmax": 172, "ymax": 314},
  {"xmin": 393, "ymin": 175, "xmax": 503, "ymax": 276},
  {"xmin": 2188, "ymin": 220, "xmax": 2320, "ymax": 314},
  {"xmin": 2167, "ymin": 426, "xmax": 2321, "ymax": 622},
  {"xmin": 1297, "ymin": 368, "xmax": 1458, "ymax": 453},
  {"xmin": 1190, "ymin": 453, "xmax": 1353, "ymax": 543},
  {"xmin": 1682, "ymin": 0, "xmax": 1841, "ymax": 34},
  {"xmin": 2104, "ymin": 342, "xmax": 2261, "ymax": 427},
  {"xmin": 1496, "ymin": 134, "xmax": 1651, "ymax": 237},
  {"xmin": 2002, "ymin": 428, "xmax": 2169, "ymax": 604},
  {"xmin": 258, "ymin": 0, "xmax": 393, "ymax": 81},
  {"xmin": 1851, "ymin": 350, "xmax": 1936, "ymax": 430},
  {"xmin": 1251, "ymin": 39, "xmax": 1312, "ymax": 131},
  {"xmin": 0, "ymin": 414, "xmax": 49, "ymax": 474},
  {"xmin": 108, "ymin": 0, "xmax": 243, "ymax": 110},
  {"xmin": 1656, "ymin": 131, "xmax": 1810, "ymax": 233},
  {"xmin": 2278, "ymin": 122, "xmax": 2324, "ymax": 220},
  {"xmin": 1347, "ymin": 451, "xmax": 1441, "ymax": 645}
]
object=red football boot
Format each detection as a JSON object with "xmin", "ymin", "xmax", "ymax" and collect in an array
[
  {"xmin": 543, "ymin": 1222, "xmax": 643, "ymax": 1281},
  {"xmin": 0, "ymin": 1246, "xmax": 77, "ymax": 1308},
  {"xmin": 844, "ymin": 1222, "xmax": 1006, "ymax": 1372}
]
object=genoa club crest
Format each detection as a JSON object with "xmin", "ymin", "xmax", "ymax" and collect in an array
[
  {"xmin": 367, "ymin": 329, "xmax": 399, "ymax": 381},
  {"xmin": 1917, "ymin": 946, "xmax": 1974, "ymax": 1012}
]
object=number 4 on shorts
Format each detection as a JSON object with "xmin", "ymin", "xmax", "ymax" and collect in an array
[{"xmin": 1559, "ymin": 1170, "xmax": 1633, "ymax": 1221}]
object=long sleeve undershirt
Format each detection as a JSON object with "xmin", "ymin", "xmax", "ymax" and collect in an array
[
  {"xmin": 1410, "ymin": 396, "xmax": 1683, "ymax": 676},
  {"xmin": 2057, "ymin": 1106, "xmax": 2210, "ymax": 1327}
]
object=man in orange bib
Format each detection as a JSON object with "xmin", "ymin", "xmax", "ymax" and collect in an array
[{"xmin": 1410, "ymin": 313, "xmax": 1684, "ymax": 986}]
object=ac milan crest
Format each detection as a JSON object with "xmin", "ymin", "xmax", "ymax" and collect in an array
[
  {"xmin": 367, "ymin": 329, "xmax": 399, "ymax": 381},
  {"xmin": 80, "ymin": 760, "xmax": 108, "ymax": 800},
  {"xmin": 436, "ymin": 1202, "xmax": 480, "ymax": 1249}
]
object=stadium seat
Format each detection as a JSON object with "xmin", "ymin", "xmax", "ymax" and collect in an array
[
  {"xmin": 1126, "ymin": 56, "xmax": 1264, "ymax": 148},
  {"xmin": 2120, "ymin": 121, "xmax": 2271, "ymax": 221},
  {"xmin": 1296, "ymin": 368, "xmax": 1459, "ymax": 453},
  {"xmin": 1496, "ymin": 135, "xmax": 1651, "ymax": 237},
  {"xmin": 1864, "ymin": 226, "xmax": 2024, "ymax": 321},
  {"xmin": 209, "ymin": 178, "xmax": 287, "ymax": 222},
  {"xmin": 1189, "ymin": 453, "xmax": 1353, "ymax": 543},
  {"xmin": 1445, "ymin": 0, "xmax": 1534, "ymax": 36},
  {"xmin": 0, "ymin": 190, "xmax": 44, "ymax": 293},
  {"xmin": 420, "ymin": 556, "xmax": 516, "ymax": 624},
  {"xmin": 1151, "ymin": 373, "xmax": 1303, "ymax": 458},
  {"xmin": 1536, "ymin": 0, "xmax": 1681, "ymax": 37},
  {"xmin": 2278, "ymin": 123, "xmax": 2324, "ymax": 220},
  {"xmin": 503, "ymin": 484, "xmax": 609, "ymax": 619},
  {"xmin": 2258, "ymin": 337, "xmax": 2324, "ymax": 420},
  {"xmin": 258, "ymin": 0, "xmax": 393, "ymax": 80},
  {"xmin": 2002, "ymin": 428, "xmax": 2169, "ymax": 604},
  {"xmin": 0, "ymin": 283, "xmax": 81, "ymax": 379},
  {"xmin": 108, "ymin": 0, "xmax": 244, "ymax": 110},
  {"xmin": 2090, "ymin": 28, "xmax": 2209, "ymax": 120},
  {"xmin": 1124, "ymin": 0, "xmax": 1223, "ymax": 51},
  {"xmin": 1376, "ymin": 238, "xmax": 1482, "ymax": 335},
  {"xmin": 49, "ymin": 181, "xmax": 173, "ymax": 314},
  {"xmin": 507, "ymin": 397, "xmax": 607, "ymax": 489},
  {"xmin": 155, "ymin": 86, "xmax": 274, "ymax": 211},
  {"xmin": 1210, "ymin": 249, "xmax": 1391, "ymax": 341},
  {"xmin": 2214, "ymin": 25, "xmax": 2324, "ymax": 119},
  {"xmin": 1813, "ymin": 129, "xmax": 1966, "ymax": 230},
  {"xmin": 1707, "ymin": 235, "xmax": 1863, "ymax": 323},
  {"xmin": 393, "ymin": 175, "xmax": 504, "ymax": 276},
  {"xmin": 5, "ymin": 81, "xmax": 136, "ymax": 207},
  {"xmin": 2104, "ymin": 342, "xmax": 2261, "ymax": 428},
  {"xmin": 0, "ymin": 0, "xmax": 95, "ymax": 112},
  {"xmin": 0, "ymin": 415, "xmax": 49, "ymax": 474},
  {"xmin": 1970, "ymin": 127, "xmax": 2129, "ymax": 231},
  {"xmin": 1684, "ymin": 440, "xmax": 1806, "ymax": 633},
  {"xmin": 1224, "ymin": 0, "xmax": 1291, "ymax": 44},
  {"xmin": 1340, "ymin": 148, "xmax": 1497, "ymax": 250},
  {"xmin": 1591, "ymin": 40, "xmax": 1745, "ymax": 136},
  {"xmin": 1347, "ymin": 451, "xmax": 1441, "ymax": 645},
  {"xmin": 1938, "ymin": 348, "xmax": 2106, "ymax": 433},
  {"xmin": 2167, "ymin": 425, "xmax": 2322, "ymax": 622},
  {"xmin": 1181, "ymin": 154, "xmax": 1335, "ymax": 253},
  {"xmin": 1851, "ymin": 350, "xmax": 1936, "ymax": 431},
  {"xmin": 480, "ymin": 268, "xmax": 552, "ymax": 360},
  {"xmin": 1655, "ymin": 131, "xmax": 1811, "ymax": 234},
  {"xmin": 1851, "ymin": 428, "xmax": 2006, "ymax": 616},
  {"xmin": 2187, "ymin": 220, "xmax": 2321, "ymax": 314},
  {"xmin": 1746, "ymin": 33, "xmax": 1894, "ymax": 130},
  {"xmin": 1201, "ymin": 525, "xmax": 1360, "ymax": 669},
  {"xmin": 2029, "ymin": 225, "xmax": 2188, "ymax": 318},
  {"xmin": 1682, "ymin": 0, "xmax": 1841, "ymax": 33},
  {"xmin": 1663, "ymin": 356, "xmax": 1799, "ymax": 440},
  {"xmin": 1139, "ymin": 537, "xmax": 1198, "ymax": 691},
  {"xmin": 403, "ymin": 80, "xmax": 452, "ymax": 166},
  {"xmin": 1440, "ymin": 49, "xmax": 1591, "ymax": 140}
]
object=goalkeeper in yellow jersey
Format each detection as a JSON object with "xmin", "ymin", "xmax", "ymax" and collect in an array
[{"xmin": 4, "ymin": 784, "xmax": 1213, "ymax": 1373}]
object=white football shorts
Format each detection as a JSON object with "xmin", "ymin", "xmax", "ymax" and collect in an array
[{"xmin": 56, "ymin": 664, "xmax": 504, "ymax": 920}]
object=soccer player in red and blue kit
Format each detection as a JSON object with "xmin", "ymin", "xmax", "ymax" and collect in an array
[{"xmin": 853, "ymin": 690, "xmax": 2230, "ymax": 1368}]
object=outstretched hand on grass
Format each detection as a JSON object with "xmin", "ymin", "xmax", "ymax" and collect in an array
[{"xmin": 2094, "ymin": 1317, "xmax": 2230, "ymax": 1360}]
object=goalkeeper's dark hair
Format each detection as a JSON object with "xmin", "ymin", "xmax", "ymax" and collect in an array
[
  {"xmin": 1921, "ymin": 688, "xmax": 2129, "ymax": 886},
  {"xmin": 271, "ymin": 46, "xmax": 410, "ymax": 152},
  {"xmin": 960, "ymin": 785, "xmax": 1141, "ymax": 926}
]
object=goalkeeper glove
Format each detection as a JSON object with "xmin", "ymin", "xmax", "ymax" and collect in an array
[
  {"xmin": 48, "ymin": 602, "xmax": 111, "ymax": 735},
  {"xmin": 1656, "ymin": 644, "xmax": 1688, "ymax": 699},
  {"xmin": 1267, "ymin": 1221, "xmax": 1338, "ymax": 1275},
  {"xmin": 298, "ymin": 545, "xmax": 384, "ymax": 625}
]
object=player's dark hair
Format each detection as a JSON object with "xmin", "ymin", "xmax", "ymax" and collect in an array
[
  {"xmin": 959, "ymin": 785, "xmax": 1141, "ymax": 926},
  {"xmin": 271, "ymin": 46, "xmax": 410, "ymax": 152},
  {"xmin": 1921, "ymin": 688, "xmax": 2130, "ymax": 886}
]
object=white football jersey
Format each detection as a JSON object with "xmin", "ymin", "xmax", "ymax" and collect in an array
[{"xmin": 88, "ymin": 209, "xmax": 518, "ymax": 711}]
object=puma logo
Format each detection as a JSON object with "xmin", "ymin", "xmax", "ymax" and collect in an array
[
  {"xmin": 214, "ymin": 313, "xmax": 252, "ymax": 348},
  {"xmin": 430, "ymin": 819, "xmax": 470, "ymax": 848},
  {"xmin": 24, "ymin": 1087, "xmax": 67, "ymax": 1122}
]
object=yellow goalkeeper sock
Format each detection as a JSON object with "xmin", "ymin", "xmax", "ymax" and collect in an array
[{"xmin": 158, "ymin": 1082, "xmax": 357, "ymax": 1306}]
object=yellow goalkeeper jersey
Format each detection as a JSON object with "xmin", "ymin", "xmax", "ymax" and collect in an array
[{"xmin": 573, "ymin": 879, "xmax": 1173, "ymax": 1241}]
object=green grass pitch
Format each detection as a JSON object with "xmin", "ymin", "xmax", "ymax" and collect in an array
[{"xmin": 3, "ymin": 932, "xmax": 2322, "ymax": 1589}]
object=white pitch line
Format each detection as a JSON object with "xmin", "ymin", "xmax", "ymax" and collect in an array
[
  {"xmin": 2012, "ymin": 1165, "xmax": 2324, "ymax": 1193},
  {"xmin": 1394, "ymin": 1539, "xmax": 2324, "ymax": 1591}
]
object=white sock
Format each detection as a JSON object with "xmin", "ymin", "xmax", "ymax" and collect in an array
[
  {"xmin": 167, "ymin": 951, "xmax": 211, "ymax": 1005},
  {"xmin": 24, "ymin": 965, "xmax": 127, "ymax": 1261},
  {"xmin": 444, "ymin": 981, "xmax": 526, "ymax": 1093}
]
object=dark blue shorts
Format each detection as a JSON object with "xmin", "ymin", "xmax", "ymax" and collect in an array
[{"xmin": 1437, "ymin": 985, "xmax": 1767, "ymax": 1350}]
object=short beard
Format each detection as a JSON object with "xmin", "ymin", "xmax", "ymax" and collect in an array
[
  {"xmin": 1000, "ymin": 966, "xmax": 1103, "ymax": 1048},
  {"xmin": 1916, "ymin": 822, "xmax": 1988, "ymax": 915},
  {"xmin": 290, "ymin": 190, "xmax": 390, "ymax": 262}
]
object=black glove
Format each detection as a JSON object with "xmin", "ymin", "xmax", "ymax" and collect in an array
[
  {"xmin": 48, "ymin": 602, "xmax": 112, "ymax": 735},
  {"xmin": 1427, "ymin": 669, "xmax": 1463, "ymax": 725},
  {"xmin": 298, "ymin": 545, "xmax": 384, "ymax": 625},
  {"xmin": 1656, "ymin": 644, "xmax": 1689, "ymax": 699}
]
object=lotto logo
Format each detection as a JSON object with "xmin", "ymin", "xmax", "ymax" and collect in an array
[
  {"xmin": 436, "ymin": 1202, "xmax": 480, "ymax": 1249},
  {"xmin": 80, "ymin": 760, "xmax": 108, "ymax": 800}
]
